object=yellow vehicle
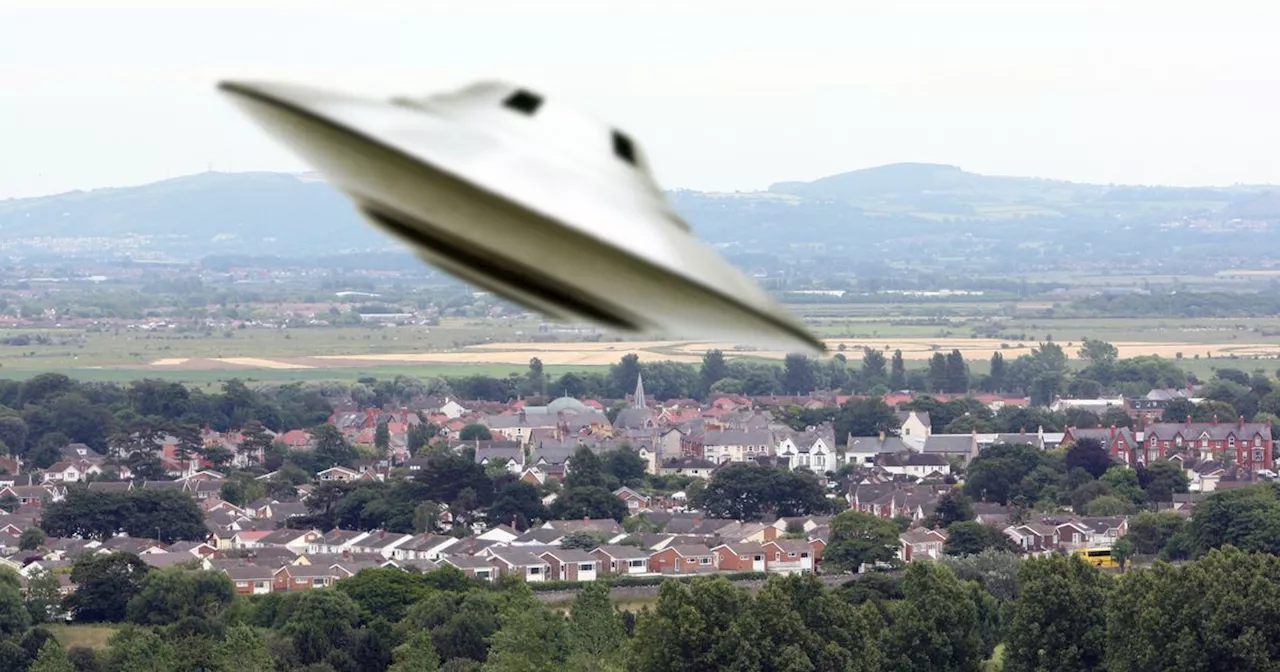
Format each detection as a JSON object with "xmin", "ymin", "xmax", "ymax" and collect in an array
[{"xmin": 1075, "ymin": 547, "xmax": 1120, "ymax": 569}]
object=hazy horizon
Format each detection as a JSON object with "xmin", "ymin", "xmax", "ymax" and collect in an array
[{"xmin": 3, "ymin": 0, "xmax": 1278, "ymax": 199}]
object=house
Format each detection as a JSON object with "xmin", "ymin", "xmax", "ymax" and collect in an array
[
  {"xmin": 390, "ymin": 534, "xmax": 459, "ymax": 562},
  {"xmin": 613, "ymin": 487, "xmax": 651, "ymax": 511},
  {"xmin": 710, "ymin": 542, "xmax": 767, "ymax": 572},
  {"xmin": 1004, "ymin": 523, "xmax": 1059, "ymax": 554},
  {"xmin": 592, "ymin": 545, "xmax": 651, "ymax": 575},
  {"xmin": 224, "ymin": 565, "xmax": 275, "ymax": 595},
  {"xmin": 648, "ymin": 544, "xmax": 715, "ymax": 574},
  {"xmin": 1140, "ymin": 417, "xmax": 1273, "ymax": 470},
  {"xmin": 895, "ymin": 410, "xmax": 933, "ymax": 446},
  {"xmin": 1061, "ymin": 426, "xmax": 1140, "ymax": 464},
  {"xmin": 775, "ymin": 428, "xmax": 836, "ymax": 475},
  {"xmin": 477, "ymin": 524, "xmax": 521, "ymax": 544},
  {"xmin": 539, "ymin": 548, "xmax": 599, "ymax": 581},
  {"xmin": 256, "ymin": 528, "xmax": 323, "ymax": 554},
  {"xmin": 762, "ymin": 539, "xmax": 814, "ymax": 574},
  {"xmin": 658, "ymin": 457, "xmax": 717, "ymax": 479},
  {"xmin": 875, "ymin": 452, "xmax": 952, "ymax": 479},
  {"xmin": 898, "ymin": 529, "xmax": 948, "ymax": 562},
  {"xmin": 695, "ymin": 430, "xmax": 774, "ymax": 464},
  {"xmin": 273, "ymin": 564, "xmax": 342, "ymax": 591},
  {"xmin": 41, "ymin": 460, "xmax": 102, "ymax": 483},
  {"xmin": 316, "ymin": 466, "xmax": 363, "ymax": 483},
  {"xmin": 845, "ymin": 435, "xmax": 915, "ymax": 467},
  {"xmin": 486, "ymin": 549, "xmax": 551, "ymax": 582},
  {"xmin": 442, "ymin": 555, "xmax": 498, "ymax": 581},
  {"xmin": 542, "ymin": 518, "xmax": 624, "ymax": 538}
]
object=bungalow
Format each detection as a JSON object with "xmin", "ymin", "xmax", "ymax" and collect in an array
[
  {"xmin": 41, "ymin": 460, "xmax": 102, "ymax": 483},
  {"xmin": 224, "ymin": 565, "xmax": 275, "ymax": 595},
  {"xmin": 649, "ymin": 544, "xmax": 715, "ymax": 574},
  {"xmin": 256, "ymin": 528, "xmax": 323, "ymax": 554},
  {"xmin": 486, "ymin": 549, "xmax": 551, "ymax": 582},
  {"xmin": 391, "ymin": 534, "xmax": 459, "ymax": 562},
  {"xmin": 273, "ymin": 564, "xmax": 343, "ymax": 591},
  {"xmin": 539, "ymin": 548, "xmax": 599, "ymax": 581},
  {"xmin": 316, "ymin": 466, "xmax": 362, "ymax": 483},
  {"xmin": 762, "ymin": 539, "xmax": 814, "ymax": 574},
  {"xmin": 442, "ymin": 555, "xmax": 498, "ymax": 582},
  {"xmin": 592, "ymin": 545, "xmax": 650, "ymax": 575},
  {"xmin": 710, "ymin": 542, "xmax": 767, "ymax": 572}
]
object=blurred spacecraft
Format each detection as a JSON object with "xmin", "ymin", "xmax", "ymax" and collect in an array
[{"xmin": 218, "ymin": 79, "xmax": 824, "ymax": 354}]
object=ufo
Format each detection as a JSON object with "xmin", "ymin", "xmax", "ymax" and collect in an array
[{"xmin": 217, "ymin": 79, "xmax": 825, "ymax": 354}]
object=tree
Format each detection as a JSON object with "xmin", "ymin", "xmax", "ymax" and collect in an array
[
  {"xmin": 835, "ymin": 398, "xmax": 900, "ymax": 441},
  {"xmin": 65, "ymin": 553, "xmax": 151, "ymax": 623},
  {"xmin": 988, "ymin": 352, "xmax": 1006, "ymax": 393},
  {"xmin": 526, "ymin": 357, "xmax": 547, "ymax": 399},
  {"xmin": 824, "ymin": 510, "xmax": 900, "ymax": 573},
  {"xmin": 24, "ymin": 568, "xmax": 63, "ymax": 624},
  {"xmin": 0, "ymin": 493, "xmax": 18, "ymax": 514},
  {"xmin": 549, "ymin": 486, "xmax": 626, "ymax": 522},
  {"xmin": 890, "ymin": 350, "xmax": 907, "ymax": 390},
  {"xmin": 483, "ymin": 585, "xmax": 571, "ymax": 672},
  {"xmin": 124, "ymin": 568, "xmax": 234, "ymax": 626},
  {"xmin": 927, "ymin": 353, "xmax": 948, "ymax": 393},
  {"xmin": 963, "ymin": 443, "xmax": 1044, "ymax": 504},
  {"xmin": 1078, "ymin": 339, "xmax": 1119, "ymax": 366},
  {"xmin": 29, "ymin": 639, "xmax": 74, "ymax": 672},
  {"xmin": 601, "ymin": 448, "xmax": 647, "ymax": 486},
  {"xmin": 567, "ymin": 582, "xmax": 625, "ymax": 664},
  {"xmin": 1065, "ymin": 437, "xmax": 1112, "ymax": 479},
  {"xmin": 1162, "ymin": 397, "xmax": 1197, "ymax": 423},
  {"xmin": 1139, "ymin": 459, "xmax": 1189, "ymax": 503},
  {"xmin": 1110, "ymin": 537, "xmax": 1136, "ymax": 571},
  {"xmin": 458, "ymin": 424, "xmax": 492, "ymax": 441},
  {"xmin": 389, "ymin": 631, "xmax": 441, "ymax": 672},
  {"xmin": 336, "ymin": 567, "xmax": 433, "ymax": 624},
  {"xmin": 783, "ymin": 354, "xmax": 816, "ymax": 394},
  {"xmin": 692, "ymin": 464, "xmax": 830, "ymax": 520},
  {"xmin": 631, "ymin": 577, "xmax": 763, "ymax": 672},
  {"xmin": 699, "ymin": 349, "xmax": 728, "ymax": 397},
  {"xmin": 487, "ymin": 481, "xmax": 546, "ymax": 531},
  {"xmin": 931, "ymin": 490, "xmax": 975, "ymax": 528},
  {"xmin": 1124, "ymin": 511, "xmax": 1188, "ymax": 555},
  {"xmin": 0, "ymin": 570, "xmax": 30, "ymax": 637},
  {"xmin": 944, "ymin": 349, "xmax": 968, "ymax": 393},
  {"xmin": 881, "ymin": 562, "xmax": 985, "ymax": 672},
  {"xmin": 1004, "ymin": 554, "xmax": 1111, "ymax": 672},
  {"xmin": 19, "ymin": 527, "xmax": 45, "ymax": 551},
  {"xmin": 560, "ymin": 531, "xmax": 611, "ymax": 550},
  {"xmin": 374, "ymin": 421, "xmax": 391, "ymax": 455},
  {"xmin": 1064, "ymin": 407, "xmax": 1100, "ymax": 429},
  {"xmin": 214, "ymin": 625, "xmax": 274, "ymax": 672},
  {"xmin": 281, "ymin": 589, "xmax": 362, "ymax": 666},
  {"xmin": 413, "ymin": 501, "xmax": 443, "ymax": 533},
  {"xmin": 862, "ymin": 349, "xmax": 887, "ymax": 381},
  {"xmin": 311, "ymin": 423, "xmax": 358, "ymax": 468},
  {"xmin": 1084, "ymin": 495, "xmax": 1136, "ymax": 516},
  {"xmin": 943, "ymin": 521, "xmax": 1016, "ymax": 556},
  {"xmin": 1099, "ymin": 406, "xmax": 1135, "ymax": 429},
  {"xmin": 102, "ymin": 625, "xmax": 178, "ymax": 671},
  {"xmin": 1186, "ymin": 484, "xmax": 1280, "ymax": 556}
]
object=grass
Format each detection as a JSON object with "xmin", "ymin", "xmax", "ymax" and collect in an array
[
  {"xmin": 48, "ymin": 623, "xmax": 120, "ymax": 650},
  {"xmin": 983, "ymin": 643, "xmax": 1006, "ymax": 671}
]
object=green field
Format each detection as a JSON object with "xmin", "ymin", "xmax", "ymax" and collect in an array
[{"xmin": 0, "ymin": 306, "xmax": 1274, "ymax": 385}]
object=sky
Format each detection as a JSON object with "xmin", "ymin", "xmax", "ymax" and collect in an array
[{"xmin": 1, "ymin": 0, "xmax": 1278, "ymax": 199}]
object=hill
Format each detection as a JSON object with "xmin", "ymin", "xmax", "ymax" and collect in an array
[{"xmin": 0, "ymin": 165, "xmax": 1277, "ymax": 269}]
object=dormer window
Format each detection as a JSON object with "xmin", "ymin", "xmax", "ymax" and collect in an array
[
  {"xmin": 502, "ymin": 89, "xmax": 543, "ymax": 115},
  {"xmin": 612, "ymin": 130, "xmax": 637, "ymax": 166}
]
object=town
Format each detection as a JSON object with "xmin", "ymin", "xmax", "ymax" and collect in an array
[{"xmin": 0, "ymin": 352, "xmax": 1271, "ymax": 608}]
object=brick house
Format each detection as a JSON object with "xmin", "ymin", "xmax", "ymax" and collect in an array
[
  {"xmin": 762, "ymin": 539, "xmax": 814, "ymax": 573},
  {"xmin": 225, "ymin": 565, "xmax": 274, "ymax": 595},
  {"xmin": 898, "ymin": 529, "xmax": 948, "ymax": 562},
  {"xmin": 710, "ymin": 542, "xmax": 767, "ymax": 572},
  {"xmin": 1140, "ymin": 417, "xmax": 1274, "ymax": 470},
  {"xmin": 649, "ymin": 544, "xmax": 715, "ymax": 574},
  {"xmin": 592, "ymin": 545, "xmax": 650, "ymax": 575},
  {"xmin": 539, "ymin": 549, "xmax": 599, "ymax": 582}
]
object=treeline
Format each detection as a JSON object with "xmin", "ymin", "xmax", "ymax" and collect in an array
[
  {"xmin": 0, "ymin": 374, "xmax": 332, "ymax": 470},
  {"xmin": 1073, "ymin": 290, "xmax": 1280, "ymax": 318},
  {"xmin": 6, "ymin": 545, "xmax": 1280, "ymax": 671}
]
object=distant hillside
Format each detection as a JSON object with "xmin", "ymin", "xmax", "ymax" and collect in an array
[
  {"xmin": 0, "ymin": 165, "xmax": 1275, "ymax": 265},
  {"xmin": 0, "ymin": 172, "xmax": 389, "ymax": 256}
]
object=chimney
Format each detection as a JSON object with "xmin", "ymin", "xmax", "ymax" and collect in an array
[
  {"xmin": 1109, "ymin": 425, "xmax": 1116, "ymax": 442},
  {"xmin": 1186, "ymin": 414, "xmax": 1192, "ymax": 426},
  {"xmin": 380, "ymin": 530, "xmax": 386, "ymax": 538},
  {"xmin": 1239, "ymin": 415, "xmax": 1245, "ymax": 429},
  {"xmin": 878, "ymin": 430, "xmax": 886, "ymax": 442},
  {"xmin": 1213, "ymin": 414, "xmax": 1219, "ymax": 426}
]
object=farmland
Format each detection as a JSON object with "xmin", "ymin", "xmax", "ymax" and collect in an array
[{"xmin": 0, "ymin": 303, "xmax": 1276, "ymax": 384}]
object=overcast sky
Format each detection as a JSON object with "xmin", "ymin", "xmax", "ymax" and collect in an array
[{"xmin": 1, "ymin": 0, "xmax": 1277, "ymax": 199}]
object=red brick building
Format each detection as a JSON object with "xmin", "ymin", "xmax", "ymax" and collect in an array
[{"xmin": 1140, "ymin": 417, "xmax": 1274, "ymax": 470}]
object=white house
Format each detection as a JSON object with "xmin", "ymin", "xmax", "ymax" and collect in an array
[{"xmin": 776, "ymin": 434, "xmax": 834, "ymax": 474}]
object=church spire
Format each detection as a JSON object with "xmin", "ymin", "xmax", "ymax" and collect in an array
[{"xmin": 633, "ymin": 372, "xmax": 646, "ymax": 409}]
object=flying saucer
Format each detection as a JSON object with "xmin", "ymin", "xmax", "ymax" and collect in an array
[{"xmin": 217, "ymin": 79, "xmax": 825, "ymax": 354}]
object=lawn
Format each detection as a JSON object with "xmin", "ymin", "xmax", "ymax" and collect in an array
[{"xmin": 48, "ymin": 623, "xmax": 120, "ymax": 650}]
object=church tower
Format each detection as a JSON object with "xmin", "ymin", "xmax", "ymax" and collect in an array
[{"xmin": 633, "ymin": 373, "xmax": 647, "ymax": 409}]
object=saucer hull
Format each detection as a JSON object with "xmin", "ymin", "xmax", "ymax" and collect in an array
[{"xmin": 220, "ymin": 81, "xmax": 825, "ymax": 354}]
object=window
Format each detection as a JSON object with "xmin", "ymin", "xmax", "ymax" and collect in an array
[
  {"xmin": 579, "ymin": 563, "xmax": 594, "ymax": 572},
  {"xmin": 612, "ymin": 130, "xmax": 637, "ymax": 166},
  {"xmin": 502, "ymin": 89, "xmax": 543, "ymax": 114},
  {"xmin": 528, "ymin": 567, "xmax": 541, "ymax": 575},
  {"xmin": 1255, "ymin": 450, "xmax": 1264, "ymax": 462},
  {"xmin": 1256, "ymin": 437, "xmax": 1263, "ymax": 447},
  {"xmin": 699, "ymin": 557, "xmax": 711, "ymax": 565},
  {"xmin": 628, "ymin": 559, "xmax": 645, "ymax": 568}
]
